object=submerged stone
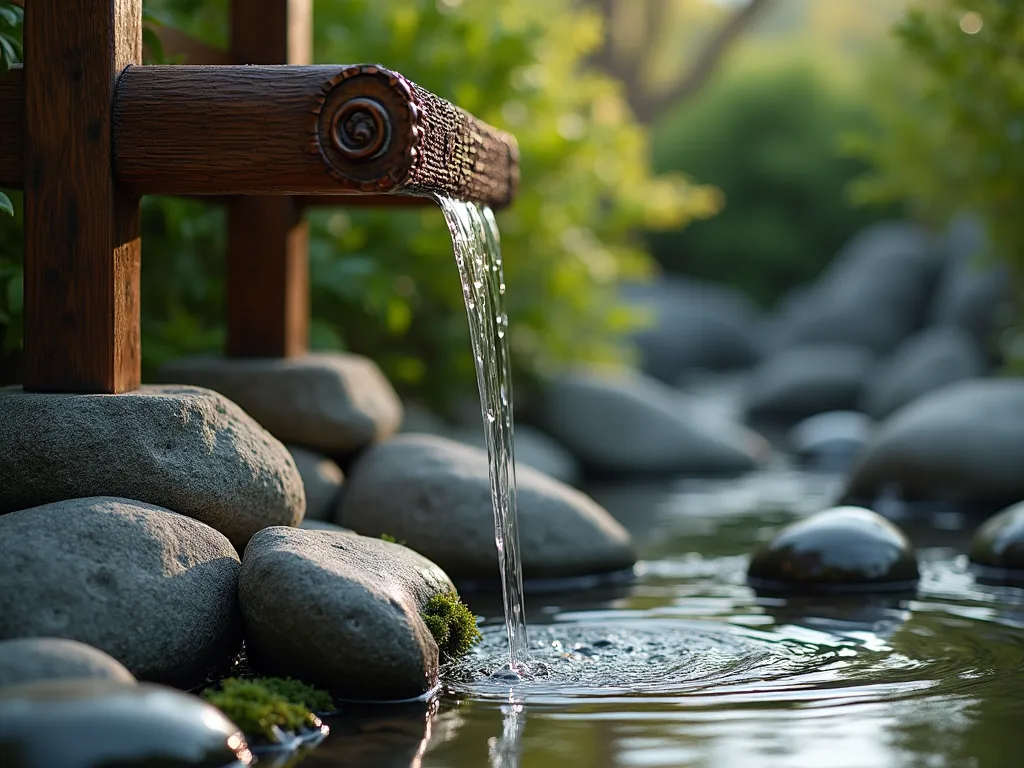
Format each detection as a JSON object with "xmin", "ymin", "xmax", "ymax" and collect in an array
[
  {"xmin": 0, "ymin": 679, "xmax": 251, "ymax": 768},
  {"xmin": 239, "ymin": 527, "xmax": 454, "ymax": 701},
  {"xmin": 0, "ymin": 497, "xmax": 242, "ymax": 688},
  {"xmin": 747, "ymin": 506, "xmax": 919, "ymax": 593},
  {"xmin": 159, "ymin": 353, "xmax": 403, "ymax": 456},
  {"xmin": 969, "ymin": 502, "xmax": 1024, "ymax": 583},
  {"xmin": 0, "ymin": 638, "xmax": 136, "ymax": 688},
  {"xmin": 0, "ymin": 385, "xmax": 304, "ymax": 550},
  {"xmin": 337, "ymin": 434, "xmax": 636, "ymax": 581}
]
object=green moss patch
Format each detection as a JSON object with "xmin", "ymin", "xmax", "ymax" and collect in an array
[
  {"xmin": 421, "ymin": 591, "xmax": 482, "ymax": 661},
  {"xmin": 201, "ymin": 677, "xmax": 333, "ymax": 742}
]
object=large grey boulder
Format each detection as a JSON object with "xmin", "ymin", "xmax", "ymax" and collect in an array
[
  {"xmin": 0, "ymin": 498, "xmax": 242, "ymax": 687},
  {"xmin": 767, "ymin": 221, "xmax": 942, "ymax": 355},
  {"xmin": 843, "ymin": 379, "xmax": 1024, "ymax": 507},
  {"xmin": 240, "ymin": 527, "xmax": 453, "ymax": 701},
  {"xmin": 0, "ymin": 638, "xmax": 136, "ymax": 687},
  {"xmin": 621, "ymin": 277, "xmax": 762, "ymax": 383},
  {"xmin": 929, "ymin": 213, "xmax": 1014, "ymax": 349},
  {"xmin": 0, "ymin": 680, "xmax": 249, "ymax": 768},
  {"xmin": 860, "ymin": 326, "xmax": 986, "ymax": 420},
  {"xmin": 337, "ymin": 434, "xmax": 636, "ymax": 580},
  {"xmin": 159, "ymin": 353, "xmax": 403, "ymax": 456},
  {"xmin": 744, "ymin": 344, "xmax": 874, "ymax": 428},
  {"xmin": 534, "ymin": 371, "xmax": 761, "ymax": 476},
  {"xmin": 449, "ymin": 424, "xmax": 581, "ymax": 486},
  {"xmin": 288, "ymin": 445, "xmax": 345, "ymax": 521},
  {"xmin": 0, "ymin": 385, "xmax": 304, "ymax": 549}
]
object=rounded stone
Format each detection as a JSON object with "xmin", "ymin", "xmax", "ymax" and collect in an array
[
  {"xmin": 0, "ymin": 497, "xmax": 242, "ymax": 688},
  {"xmin": 747, "ymin": 506, "xmax": 919, "ymax": 593},
  {"xmin": 288, "ymin": 445, "xmax": 345, "ymax": 521},
  {"xmin": 239, "ymin": 527, "xmax": 453, "ymax": 701},
  {"xmin": 159, "ymin": 353, "xmax": 403, "ymax": 456},
  {"xmin": 0, "ymin": 679, "xmax": 251, "ymax": 768},
  {"xmin": 969, "ymin": 502, "xmax": 1024, "ymax": 581},
  {"xmin": 0, "ymin": 385, "xmax": 304, "ymax": 550},
  {"xmin": 449, "ymin": 424, "xmax": 581, "ymax": 486},
  {"xmin": 0, "ymin": 638, "xmax": 136, "ymax": 687},
  {"xmin": 337, "ymin": 434, "xmax": 636, "ymax": 581}
]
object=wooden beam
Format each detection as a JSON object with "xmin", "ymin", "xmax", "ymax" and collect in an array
[
  {"xmin": 1, "ymin": 64, "xmax": 520, "ymax": 209},
  {"xmin": 226, "ymin": 0, "xmax": 311, "ymax": 358},
  {"xmin": 22, "ymin": 0, "xmax": 142, "ymax": 393}
]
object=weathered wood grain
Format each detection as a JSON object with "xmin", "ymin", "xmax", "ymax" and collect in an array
[
  {"xmin": 226, "ymin": 0, "xmax": 310, "ymax": 358},
  {"xmin": 23, "ymin": 0, "xmax": 142, "ymax": 393}
]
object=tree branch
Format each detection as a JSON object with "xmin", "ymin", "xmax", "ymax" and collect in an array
[{"xmin": 632, "ymin": 0, "xmax": 773, "ymax": 122}]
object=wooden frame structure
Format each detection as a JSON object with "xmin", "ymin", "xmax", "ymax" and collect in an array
[{"xmin": 0, "ymin": 0, "xmax": 519, "ymax": 393}]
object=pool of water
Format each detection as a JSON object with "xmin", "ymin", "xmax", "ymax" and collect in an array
[{"xmin": 298, "ymin": 464, "xmax": 1024, "ymax": 768}]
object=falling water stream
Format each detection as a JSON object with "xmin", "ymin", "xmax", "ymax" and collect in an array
[{"xmin": 435, "ymin": 196, "xmax": 529, "ymax": 672}]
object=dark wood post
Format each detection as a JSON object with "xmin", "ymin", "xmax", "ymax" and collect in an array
[
  {"xmin": 226, "ymin": 0, "xmax": 311, "ymax": 358},
  {"xmin": 22, "ymin": 0, "xmax": 142, "ymax": 393}
]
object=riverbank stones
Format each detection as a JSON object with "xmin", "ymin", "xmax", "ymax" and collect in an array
[
  {"xmin": 0, "ymin": 638, "xmax": 136, "ymax": 687},
  {"xmin": 0, "ymin": 385, "xmax": 304, "ymax": 549},
  {"xmin": 534, "ymin": 371, "xmax": 761, "ymax": 476},
  {"xmin": 337, "ymin": 434, "xmax": 636, "ymax": 582},
  {"xmin": 449, "ymin": 424, "xmax": 581, "ymax": 486},
  {"xmin": 159, "ymin": 353, "xmax": 403, "ymax": 456},
  {"xmin": 969, "ymin": 502, "xmax": 1024, "ymax": 584},
  {"xmin": 0, "ymin": 679, "xmax": 251, "ymax": 768},
  {"xmin": 0, "ymin": 498, "xmax": 243, "ymax": 687},
  {"xmin": 240, "ymin": 527, "xmax": 454, "ymax": 701},
  {"xmin": 747, "ymin": 506, "xmax": 919, "ymax": 593},
  {"xmin": 842, "ymin": 379, "xmax": 1024, "ymax": 508},
  {"xmin": 289, "ymin": 446, "xmax": 345, "ymax": 521}
]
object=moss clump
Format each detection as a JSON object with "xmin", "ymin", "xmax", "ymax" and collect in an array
[
  {"xmin": 380, "ymin": 533, "xmax": 406, "ymax": 546},
  {"xmin": 201, "ymin": 677, "xmax": 332, "ymax": 742},
  {"xmin": 421, "ymin": 591, "xmax": 482, "ymax": 661}
]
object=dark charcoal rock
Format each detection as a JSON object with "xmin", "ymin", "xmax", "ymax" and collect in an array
[
  {"xmin": 766, "ymin": 221, "xmax": 941, "ymax": 355},
  {"xmin": 843, "ymin": 379, "xmax": 1024, "ymax": 507},
  {"xmin": 0, "ymin": 679, "xmax": 250, "ymax": 768},
  {"xmin": 747, "ymin": 506, "xmax": 919, "ymax": 593},
  {"xmin": 743, "ymin": 345, "xmax": 874, "ymax": 428},
  {"xmin": 969, "ymin": 502, "xmax": 1024, "ymax": 583},
  {"xmin": 535, "ymin": 371, "xmax": 761, "ymax": 476},
  {"xmin": 860, "ymin": 326, "xmax": 986, "ymax": 420},
  {"xmin": 337, "ymin": 434, "xmax": 636, "ymax": 581},
  {"xmin": 240, "ymin": 527, "xmax": 453, "ymax": 701},
  {"xmin": 621, "ymin": 277, "xmax": 762, "ymax": 382},
  {"xmin": 0, "ymin": 497, "xmax": 242, "ymax": 688},
  {"xmin": 0, "ymin": 385, "xmax": 304, "ymax": 550},
  {"xmin": 787, "ymin": 411, "xmax": 874, "ymax": 474},
  {"xmin": 0, "ymin": 638, "xmax": 136, "ymax": 687}
]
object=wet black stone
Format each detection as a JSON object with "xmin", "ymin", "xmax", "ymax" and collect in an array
[
  {"xmin": 969, "ymin": 501, "xmax": 1024, "ymax": 584},
  {"xmin": 747, "ymin": 506, "xmax": 920, "ymax": 594},
  {"xmin": 0, "ymin": 679, "xmax": 251, "ymax": 768}
]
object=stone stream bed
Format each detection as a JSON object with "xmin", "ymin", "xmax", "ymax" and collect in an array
[{"xmin": 298, "ymin": 466, "xmax": 1024, "ymax": 768}]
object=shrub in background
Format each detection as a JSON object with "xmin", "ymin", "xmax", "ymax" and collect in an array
[{"xmin": 649, "ymin": 60, "xmax": 895, "ymax": 308}]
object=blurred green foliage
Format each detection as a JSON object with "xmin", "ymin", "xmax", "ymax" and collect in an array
[
  {"xmin": 0, "ymin": 0, "xmax": 720, "ymax": 409},
  {"xmin": 649, "ymin": 60, "xmax": 893, "ymax": 307}
]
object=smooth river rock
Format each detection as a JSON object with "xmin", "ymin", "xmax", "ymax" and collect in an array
[
  {"xmin": 0, "ymin": 638, "xmax": 136, "ymax": 688},
  {"xmin": 449, "ymin": 424, "xmax": 581, "ymax": 486},
  {"xmin": 337, "ymin": 434, "xmax": 636, "ymax": 581},
  {"xmin": 747, "ymin": 506, "xmax": 919, "ymax": 593},
  {"xmin": 843, "ymin": 379, "xmax": 1024, "ymax": 507},
  {"xmin": 0, "ymin": 679, "xmax": 250, "ymax": 768},
  {"xmin": 533, "ymin": 371, "xmax": 761, "ymax": 476},
  {"xmin": 743, "ymin": 344, "xmax": 874, "ymax": 428},
  {"xmin": 860, "ymin": 326, "xmax": 986, "ymax": 420},
  {"xmin": 159, "ymin": 353, "xmax": 403, "ymax": 456},
  {"xmin": 0, "ymin": 385, "xmax": 304, "ymax": 549},
  {"xmin": 240, "ymin": 527, "xmax": 454, "ymax": 701},
  {"xmin": 0, "ymin": 498, "xmax": 242, "ymax": 687},
  {"xmin": 969, "ymin": 502, "xmax": 1024, "ymax": 583},
  {"xmin": 288, "ymin": 445, "xmax": 345, "ymax": 521}
]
